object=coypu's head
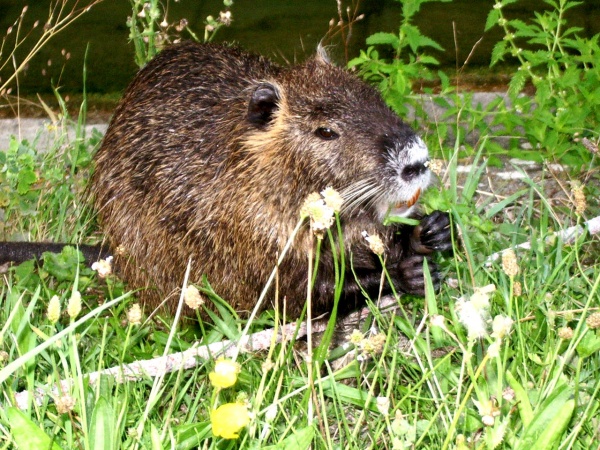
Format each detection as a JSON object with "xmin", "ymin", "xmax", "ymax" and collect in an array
[{"xmin": 242, "ymin": 51, "xmax": 431, "ymax": 223}]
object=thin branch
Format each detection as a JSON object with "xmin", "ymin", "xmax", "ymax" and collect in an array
[
  {"xmin": 485, "ymin": 215, "xmax": 600, "ymax": 265},
  {"xmin": 9, "ymin": 297, "xmax": 398, "ymax": 410}
]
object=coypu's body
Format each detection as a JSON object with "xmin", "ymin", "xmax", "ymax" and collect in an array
[{"xmin": 89, "ymin": 42, "xmax": 451, "ymax": 318}]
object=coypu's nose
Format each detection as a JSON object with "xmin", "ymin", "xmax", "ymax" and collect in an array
[{"xmin": 401, "ymin": 160, "xmax": 429, "ymax": 181}]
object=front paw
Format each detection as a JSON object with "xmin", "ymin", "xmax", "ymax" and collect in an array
[
  {"xmin": 412, "ymin": 210, "xmax": 453, "ymax": 254},
  {"xmin": 394, "ymin": 255, "xmax": 440, "ymax": 296}
]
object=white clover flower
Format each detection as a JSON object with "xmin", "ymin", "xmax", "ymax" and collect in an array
[{"xmin": 92, "ymin": 256, "xmax": 113, "ymax": 278}]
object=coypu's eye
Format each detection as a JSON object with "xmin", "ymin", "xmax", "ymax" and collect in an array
[{"xmin": 315, "ymin": 127, "xmax": 339, "ymax": 140}]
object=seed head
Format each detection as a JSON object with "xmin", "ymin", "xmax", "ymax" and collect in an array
[
  {"xmin": 301, "ymin": 193, "xmax": 335, "ymax": 238},
  {"xmin": 513, "ymin": 281, "xmax": 522, "ymax": 296},
  {"xmin": 184, "ymin": 285, "xmax": 205, "ymax": 310},
  {"xmin": 321, "ymin": 186, "xmax": 343, "ymax": 213},
  {"xmin": 362, "ymin": 231, "xmax": 385, "ymax": 255},
  {"xmin": 376, "ymin": 396, "xmax": 390, "ymax": 416},
  {"xmin": 491, "ymin": 315, "xmax": 513, "ymax": 339},
  {"xmin": 47, "ymin": 295, "xmax": 61, "ymax": 323},
  {"xmin": 349, "ymin": 329, "xmax": 365, "ymax": 345},
  {"xmin": 67, "ymin": 290, "xmax": 82, "ymax": 319},
  {"xmin": 501, "ymin": 249, "xmax": 519, "ymax": 277},
  {"xmin": 557, "ymin": 326, "xmax": 573, "ymax": 340},
  {"xmin": 570, "ymin": 181, "xmax": 586, "ymax": 216},
  {"xmin": 55, "ymin": 395, "xmax": 76, "ymax": 414},
  {"xmin": 127, "ymin": 303, "xmax": 142, "ymax": 325},
  {"xmin": 586, "ymin": 312, "xmax": 600, "ymax": 329}
]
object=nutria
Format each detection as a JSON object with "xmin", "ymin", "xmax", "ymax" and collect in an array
[{"xmin": 2, "ymin": 42, "xmax": 452, "ymax": 319}]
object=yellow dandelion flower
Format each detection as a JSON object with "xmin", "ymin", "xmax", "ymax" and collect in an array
[
  {"xmin": 209, "ymin": 357, "xmax": 240, "ymax": 389},
  {"xmin": 210, "ymin": 402, "xmax": 250, "ymax": 439},
  {"xmin": 47, "ymin": 295, "xmax": 61, "ymax": 324}
]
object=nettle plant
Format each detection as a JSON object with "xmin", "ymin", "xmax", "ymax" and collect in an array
[
  {"xmin": 351, "ymin": 0, "xmax": 599, "ymax": 166},
  {"xmin": 487, "ymin": 0, "xmax": 600, "ymax": 165},
  {"xmin": 348, "ymin": 0, "xmax": 450, "ymax": 118}
]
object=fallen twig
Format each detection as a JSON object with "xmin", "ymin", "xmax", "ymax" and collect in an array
[
  {"xmin": 10, "ymin": 297, "xmax": 397, "ymax": 410},
  {"xmin": 485, "ymin": 215, "xmax": 600, "ymax": 265}
]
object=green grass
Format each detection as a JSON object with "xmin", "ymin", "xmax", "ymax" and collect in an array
[
  {"xmin": 1, "ymin": 0, "xmax": 600, "ymax": 448},
  {"xmin": 0, "ymin": 107, "xmax": 599, "ymax": 448}
]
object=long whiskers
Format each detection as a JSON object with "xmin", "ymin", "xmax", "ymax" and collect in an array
[{"xmin": 339, "ymin": 178, "xmax": 386, "ymax": 216}]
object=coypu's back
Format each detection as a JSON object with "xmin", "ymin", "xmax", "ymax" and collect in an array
[{"xmin": 91, "ymin": 41, "xmax": 440, "ymax": 318}]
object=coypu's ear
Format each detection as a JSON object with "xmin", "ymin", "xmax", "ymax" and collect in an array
[{"xmin": 248, "ymin": 82, "xmax": 280, "ymax": 128}]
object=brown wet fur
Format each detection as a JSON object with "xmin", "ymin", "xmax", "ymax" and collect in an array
[{"xmin": 91, "ymin": 42, "xmax": 450, "ymax": 319}]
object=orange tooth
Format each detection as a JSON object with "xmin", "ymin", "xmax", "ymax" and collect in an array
[
  {"xmin": 393, "ymin": 188, "xmax": 421, "ymax": 209},
  {"xmin": 406, "ymin": 188, "xmax": 421, "ymax": 207}
]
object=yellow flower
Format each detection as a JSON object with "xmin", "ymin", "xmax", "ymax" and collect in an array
[
  {"xmin": 210, "ymin": 402, "xmax": 250, "ymax": 439},
  {"xmin": 209, "ymin": 357, "xmax": 240, "ymax": 389}
]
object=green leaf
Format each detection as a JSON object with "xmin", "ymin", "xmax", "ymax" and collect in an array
[
  {"xmin": 530, "ymin": 399, "xmax": 575, "ymax": 450},
  {"xmin": 7, "ymin": 407, "xmax": 63, "ymax": 450},
  {"xmin": 42, "ymin": 246, "xmax": 85, "ymax": 282},
  {"xmin": 576, "ymin": 329, "xmax": 600, "ymax": 358},
  {"xmin": 366, "ymin": 32, "xmax": 400, "ymax": 49},
  {"xmin": 508, "ymin": 70, "xmax": 529, "ymax": 99},
  {"xmin": 16, "ymin": 169, "xmax": 37, "ymax": 195},
  {"xmin": 262, "ymin": 426, "xmax": 315, "ymax": 450},
  {"xmin": 490, "ymin": 40, "xmax": 508, "ymax": 66},
  {"xmin": 175, "ymin": 423, "xmax": 212, "ymax": 450},
  {"xmin": 485, "ymin": 9, "xmax": 500, "ymax": 31},
  {"xmin": 506, "ymin": 371, "xmax": 534, "ymax": 427},
  {"xmin": 516, "ymin": 384, "xmax": 572, "ymax": 450},
  {"xmin": 89, "ymin": 397, "xmax": 115, "ymax": 450}
]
